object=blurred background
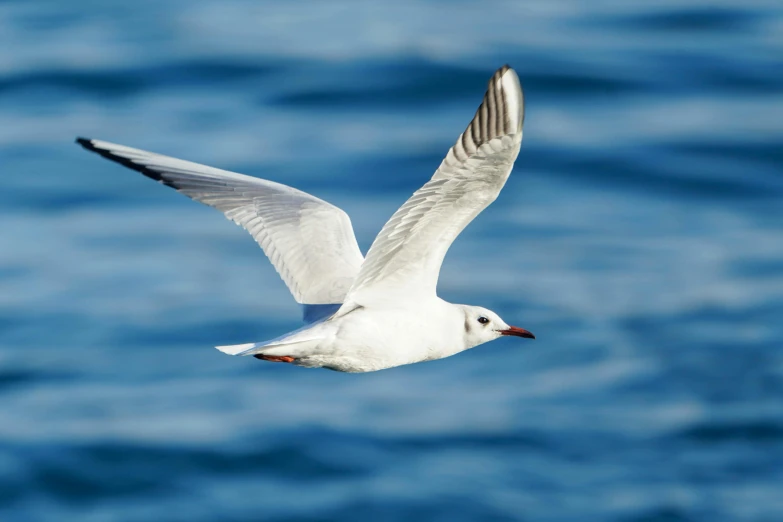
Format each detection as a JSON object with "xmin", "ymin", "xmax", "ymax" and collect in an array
[{"xmin": 1, "ymin": 0, "xmax": 782, "ymax": 520}]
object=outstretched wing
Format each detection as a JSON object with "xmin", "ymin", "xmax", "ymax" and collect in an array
[
  {"xmin": 338, "ymin": 65, "xmax": 524, "ymax": 309},
  {"xmin": 77, "ymin": 138, "xmax": 364, "ymax": 307}
]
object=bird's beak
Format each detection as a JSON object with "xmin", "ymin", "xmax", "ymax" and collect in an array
[{"xmin": 498, "ymin": 326, "xmax": 535, "ymax": 339}]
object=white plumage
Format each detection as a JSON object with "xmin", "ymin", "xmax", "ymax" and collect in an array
[{"xmin": 77, "ymin": 65, "xmax": 534, "ymax": 373}]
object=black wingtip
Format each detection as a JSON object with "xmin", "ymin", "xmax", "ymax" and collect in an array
[
  {"xmin": 73, "ymin": 136, "xmax": 169, "ymax": 183},
  {"xmin": 75, "ymin": 137, "xmax": 95, "ymax": 150}
]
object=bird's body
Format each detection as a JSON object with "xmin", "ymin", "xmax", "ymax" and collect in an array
[
  {"xmin": 77, "ymin": 65, "xmax": 535, "ymax": 373},
  {"xmin": 245, "ymin": 298, "xmax": 464, "ymax": 373}
]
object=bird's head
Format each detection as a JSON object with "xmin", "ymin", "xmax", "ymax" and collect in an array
[{"xmin": 460, "ymin": 305, "xmax": 535, "ymax": 349}]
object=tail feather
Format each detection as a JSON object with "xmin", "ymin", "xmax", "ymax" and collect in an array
[
  {"xmin": 215, "ymin": 324, "xmax": 329, "ymax": 357},
  {"xmin": 215, "ymin": 342, "xmax": 260, "ymax": 356}
]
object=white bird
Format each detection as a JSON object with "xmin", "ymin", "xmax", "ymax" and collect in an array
[{"xmin": 76, "ymin": 65, "xmax": 534, "ymax": 373}]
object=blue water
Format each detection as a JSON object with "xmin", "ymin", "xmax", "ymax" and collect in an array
[{"xmin": 1, "ymin": 0, "xmax": 782, "ymax": 520}]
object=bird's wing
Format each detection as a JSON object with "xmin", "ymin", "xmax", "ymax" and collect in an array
[
  {"xmin": 337, "ymin": 65, "xmax": 524, "ymax": 310},
  {"xmin": 77, "ymin": 138, "xmax": 364, "ymax": 307}
]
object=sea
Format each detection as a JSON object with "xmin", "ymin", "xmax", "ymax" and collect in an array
[{"xmin": 0, "ymin": 0, "xmax": 782, "ymax": 520}]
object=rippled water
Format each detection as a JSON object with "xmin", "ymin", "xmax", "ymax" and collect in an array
[{"xmin": 1, "ymin": 1, "xmax": 782, "ymax": 520}]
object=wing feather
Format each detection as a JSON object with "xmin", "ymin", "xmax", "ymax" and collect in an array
[
  {"xmin": 76, "ymin": 138, "xmax": 364, "ymax": 306},
  {"xmin": 339, "ymin": 65, "xmax": 524, "ymax": 308}
]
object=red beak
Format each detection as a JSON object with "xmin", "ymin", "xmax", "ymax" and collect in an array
[{"xmin": 498, "ymin": 326, "xmax": 535, "ymax": 339}]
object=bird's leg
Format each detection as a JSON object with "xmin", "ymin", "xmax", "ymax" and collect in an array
[{"xmin": 253, "ymin": 354, "xmax": 295, "ymax": 363}]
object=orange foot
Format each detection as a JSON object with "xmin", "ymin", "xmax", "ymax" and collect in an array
[{"xmin": 254, "ymin": 354, "xmax": 295, "ymax": 363}]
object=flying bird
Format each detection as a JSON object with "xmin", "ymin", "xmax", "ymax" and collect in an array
[{"xmin": 76, "ymin": 65, "xmax": 534, "ymax": 373}]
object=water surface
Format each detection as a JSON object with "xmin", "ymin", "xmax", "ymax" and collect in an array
[{"xmin": 1, "ymin": 1, "xmax": 782, "ymax": 520}]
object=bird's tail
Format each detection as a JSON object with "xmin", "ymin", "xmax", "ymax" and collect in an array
[
  {"xmin": 215, "ymin": 342, "xmax": 264, "ymax": 356},
  {"xmin": 216, "ymin": 323, "xmax": 328, "ymax": 357}
]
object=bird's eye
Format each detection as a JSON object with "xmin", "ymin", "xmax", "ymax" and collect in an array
[{"xmin": 477, "ymin": 316, "xmax": 489, "ymax": 325}]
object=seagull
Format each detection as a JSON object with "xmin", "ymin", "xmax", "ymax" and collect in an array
[{"xmin": 76, "ymin": 65, "xmax": 534, "ymax": 373}]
